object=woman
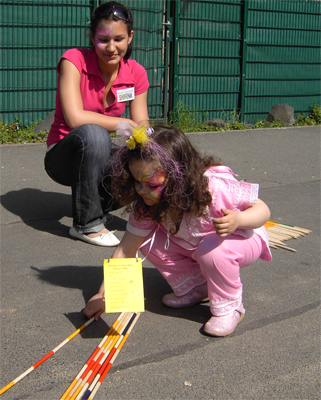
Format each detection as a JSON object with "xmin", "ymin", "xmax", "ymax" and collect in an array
[{"xmin": 44, "ymin": 1, "xmax": 149, "ymax": 246}]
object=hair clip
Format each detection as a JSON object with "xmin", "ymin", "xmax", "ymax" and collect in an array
[
  {"xmin": 126, "ymin": 127, "xmax": 151, "ymax": 150},
  {"xmin": 115, "ymin": 122, "xmax": 153, "ymax": 150},
  {"xmin": 146, "ymin": 127, "xmax": 154, "ymax": 136}
]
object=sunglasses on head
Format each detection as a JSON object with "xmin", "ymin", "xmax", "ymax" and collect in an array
[{"xmin": 95, "ymin": 5, "xmax": 130, "ymax": 23}]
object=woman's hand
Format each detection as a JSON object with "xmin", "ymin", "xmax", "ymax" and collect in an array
[
  {"xmin": 83, "ymin": 293, "xmax": 105, "ymax": 321},
  {"xmin": 213, "ymin": 209, "xmax": 241, "ymax": 237}
]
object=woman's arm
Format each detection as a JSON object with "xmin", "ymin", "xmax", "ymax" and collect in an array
[
  {"xmin": 129, "ymin": 90, "xmax": 149, "ymax": 126},
  {"xmin": 83, "ymin": 230, "xmax": 147, "ymax": 320},
  {"xmin": 59, "ymin": 59, "xmax": 139, "ymax": 131},
  {"xmin": 213, "ymin": 198, "xmax": 271, "ymax": 238}
]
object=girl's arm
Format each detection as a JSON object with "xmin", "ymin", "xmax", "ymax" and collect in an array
[
  {"xmin": 83, "ymin": 230, "xmax": 147, "ymax": 320},
  {"xmin": 59, "ymin": 59, "xmax": 140, "ymax": 131},
  {"xmin": 213, "ymin": 198, "xmax": 271, "ymax": 238}
]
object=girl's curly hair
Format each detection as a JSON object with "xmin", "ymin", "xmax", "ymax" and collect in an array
[{"xmin": 108, "ymin": 124, "xmax": 221, "ymax": 234}]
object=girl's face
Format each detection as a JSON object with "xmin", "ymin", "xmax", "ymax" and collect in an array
[
  {"xmin": 91, "ymin": 19, "xmax": 133, "ymax": 68},
  {"xmin": 129, "ymin": 160, "xmax": 167, "ymax": 206}
]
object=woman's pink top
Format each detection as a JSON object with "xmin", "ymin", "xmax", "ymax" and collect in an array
[
  {"xmin": 127, "ymin": 166, "xmax": 272, "ymax": 261},
  {"xmin": 47, "ymin": 47, "xmax": 149, "ymax": 146}
]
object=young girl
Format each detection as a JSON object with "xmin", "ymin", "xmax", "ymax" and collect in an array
[
  {"xmin": 44, "ymin": 2, "xmax": 149, "ymax": 247},
  {"xmin": 84, "ymin": 124, "xmax": 272, "ymax": 337}
]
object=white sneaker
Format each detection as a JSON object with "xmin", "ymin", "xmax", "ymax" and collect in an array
[{"xmin": 69, "ymin": 226, "xmax": 120, "ymax": 247}]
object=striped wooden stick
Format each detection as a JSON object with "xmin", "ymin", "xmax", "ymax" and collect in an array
[
  {"xmin": 265, "ymin": 220, "xmax": 311, "ymax": 251},
  {"xmin": 268, "ymin": 240, "xmax": 297, "ymax": 252},
  {"xmin": 60, "ymin": 312, "xmax": 125, "ymax": 400},
  {"xmin": 65, "ymin": 313, "xmax": 130, "ymax": 400},
  {"xmin": 266, "ymin": 221, "xmax": 312, "ymax": 234},
  {"xmin": 65, "ymin": 314, "xmax": 128, "ymax": 400},
  {"xmin": 0, "ymin": 317, "xmax": 95, "ymax": 396},
  {"xmin": 86, "ymin": 313, "xmax": 141, "ymax": 400},
  {"xmin": 70, "ymin": 313, "xmax": 132, "ymax": 400},
  {"xmin": 76, "ymin": 313, "xmax": 136, "ymax": 400},
  {"xmin": 71, "ymin": 313, "xmax": 132, "ymax": 400}
]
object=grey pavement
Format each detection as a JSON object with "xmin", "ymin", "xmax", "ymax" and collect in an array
[{"xmin": 0, "ymin": 126, "xmax": 320, "ymax": 400}]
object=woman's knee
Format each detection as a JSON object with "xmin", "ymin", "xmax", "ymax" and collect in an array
[
  {"xmin": 74, "ymin": 124, "xmax": 111, "ymax": 149},
  {"xmin": 73, "ymin": 124, "xmax": 112, "ymax": 161}
]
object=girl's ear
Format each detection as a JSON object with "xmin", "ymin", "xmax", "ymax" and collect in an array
[{"xmin": 128, "ymin": 30, "xmax": 134, "ymax": 43}]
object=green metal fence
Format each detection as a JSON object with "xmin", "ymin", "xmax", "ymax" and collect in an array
[
  {"xmin": 175, "ymin": 0, "xmax": 243, "ymax": 122},
  {"xmin": 1, "ymin": 0, "xmax": 93, "ymax": 125},
  {"xmin": 0, "ymin": 0, "xmax": 166, "ymax": 125},
  {"xmin": 241, "ymin": 0, "xmax": 321, "ymax": 122},
  {"xmin": 120, "ymin": 0, "xmax": 166, "ymax": 120},
  {"xmin": 174, "ymin": 0, "xmax": 321, "ymax": 124},
  {"xmin": 1, "ymin": 0, "xmax": 320, "ymax": 126}
]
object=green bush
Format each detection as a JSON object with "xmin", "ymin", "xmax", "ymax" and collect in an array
[
  {"xmin": 1, "ymin": 103, "xmax": 320, "ymax": 144},
  {"xmin": 168, "ymin": 101, "xmax": 215, "ymax": 132},
  {"xmin": 168, "ymin": 103, "xmax": 321, "ymax": 133},
  {"xmin": 309, "ymin": 103, "xmax": 321, "ymax": 124},
  {"xmin": 0, "ymin": 118, "xmax": 48, "ymax": 144},
  {"xmin": 295, "ymin": 104, "xmax": 321, "ymax": 126}
]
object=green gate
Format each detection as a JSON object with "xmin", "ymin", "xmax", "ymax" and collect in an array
[
  {"xmin": 170, "ymin": 0, "xmax": 321, "ymax": 124},
  {"xmin": 170, "ymin": 0, "xmax": 243, "ymax": 122},
  {"xmin": 240, "ymin": 0, "xmax": 321, "ymax": 122},
  {"xmin": 1, "ymin": 0, "xmax": 320, "ymax": 126}
]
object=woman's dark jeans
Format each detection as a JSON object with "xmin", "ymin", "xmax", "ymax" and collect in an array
[{"xmin": 44, "ymin": 124, "xmax": 115, "ymax": 234}]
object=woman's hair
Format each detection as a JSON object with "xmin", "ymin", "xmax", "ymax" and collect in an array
[
  {"xmin": 109, "ymin": 124, "xmax": 221, "ymax": 234},
  {"xmin": 90, "ymin": 1, "xmax": 133, "ymax": 60}
]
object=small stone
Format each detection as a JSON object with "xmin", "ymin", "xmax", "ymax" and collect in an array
[
  {"xmin": 266, "ymin": 103, "xmax": 295, "ymax": 125},
  {"xmin": 204, "ymin": 118, "xmax": 226, "ymax": 128}
]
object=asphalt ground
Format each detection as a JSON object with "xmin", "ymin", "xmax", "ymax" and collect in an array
[{"xmin": 0, "ymin": 125, "xmax": 320, "ymax": 400}]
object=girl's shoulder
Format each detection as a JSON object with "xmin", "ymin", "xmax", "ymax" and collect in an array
[
  {"xmin": 59, "ymin": 48, "xmax": 98, "ymax": 75},
  {"xmin": 205, "ymin": 165, "xmax": 236, "ymax": 179},
  {"xmin": 61, "ymin": 48, "xmax": 89, "ymax": 62},
  {"xmin": 124, "ymin": 58, "xmax": 144, "ymax": 68},
  {"xmin": 206, "ymin": 165, "xmax": 259, "ymax": 207},
  {"xmin": 119, "ymin": 59, "xmax": 149, "ymax": 92},
  {"xmin": 127, "ymin": 210, "xmax": 157, "ymax": 237},
  {"xmin": 123, "ymin": 59, "xmax": 147, "ymax": 74}
]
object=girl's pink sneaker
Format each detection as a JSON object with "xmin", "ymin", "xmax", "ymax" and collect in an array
[
  {"xmin": 162, "ymin": 282, "xmax": 208, "ymax": 308},
  {"xmin": 204, "ymin": 310, "xmax": 244, "ymax": 337}
]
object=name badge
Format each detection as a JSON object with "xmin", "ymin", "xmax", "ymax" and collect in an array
[{"xmin": 117, "ymin": 87, "xmax": 135, "ymax": 103}]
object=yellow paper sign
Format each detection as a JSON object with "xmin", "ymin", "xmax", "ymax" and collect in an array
[{"xmin": 104, "ymin": 258, "xmax": 145, "ymax": 313}]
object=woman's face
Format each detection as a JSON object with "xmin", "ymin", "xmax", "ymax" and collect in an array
[
  {"xmin": 91, "ymin": 19, "xmax": 133, "ymax": 67},
  {"xmin": 129, "ymin": 160, "xmax": 167, "ymax": 206}
]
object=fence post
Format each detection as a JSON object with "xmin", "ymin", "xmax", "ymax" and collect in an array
[
  {"xmin": 240, "ymin": 0, "xmax": 249, "ymax": 123},
  {"xmin": 168, "ymin": 0, "xmax": 180, "ymax": 119}
]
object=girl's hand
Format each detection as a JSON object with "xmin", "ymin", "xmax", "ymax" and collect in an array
[
  {"xmin": 213, "ymin": 209, "xmax": 241, "ymax": 237},
  {"xmin": 83, "ymin": 231, "xmax": 146, "ymax": 321},
  {"xmin": 83, "ymin": 293, "xmax": 105, "ymax": 321},
  {"xmin": 213, "ymin": 199, "xmax": 271, "ymax": 237}
]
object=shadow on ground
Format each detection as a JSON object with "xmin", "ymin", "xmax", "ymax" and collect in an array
[
  {"xmin": 1, "ymin": 188, "xmax": 127, "ymax": 237},
  {"xmin": 30, "ymin": 265, "xmax": 212, "ymax": 338}
]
